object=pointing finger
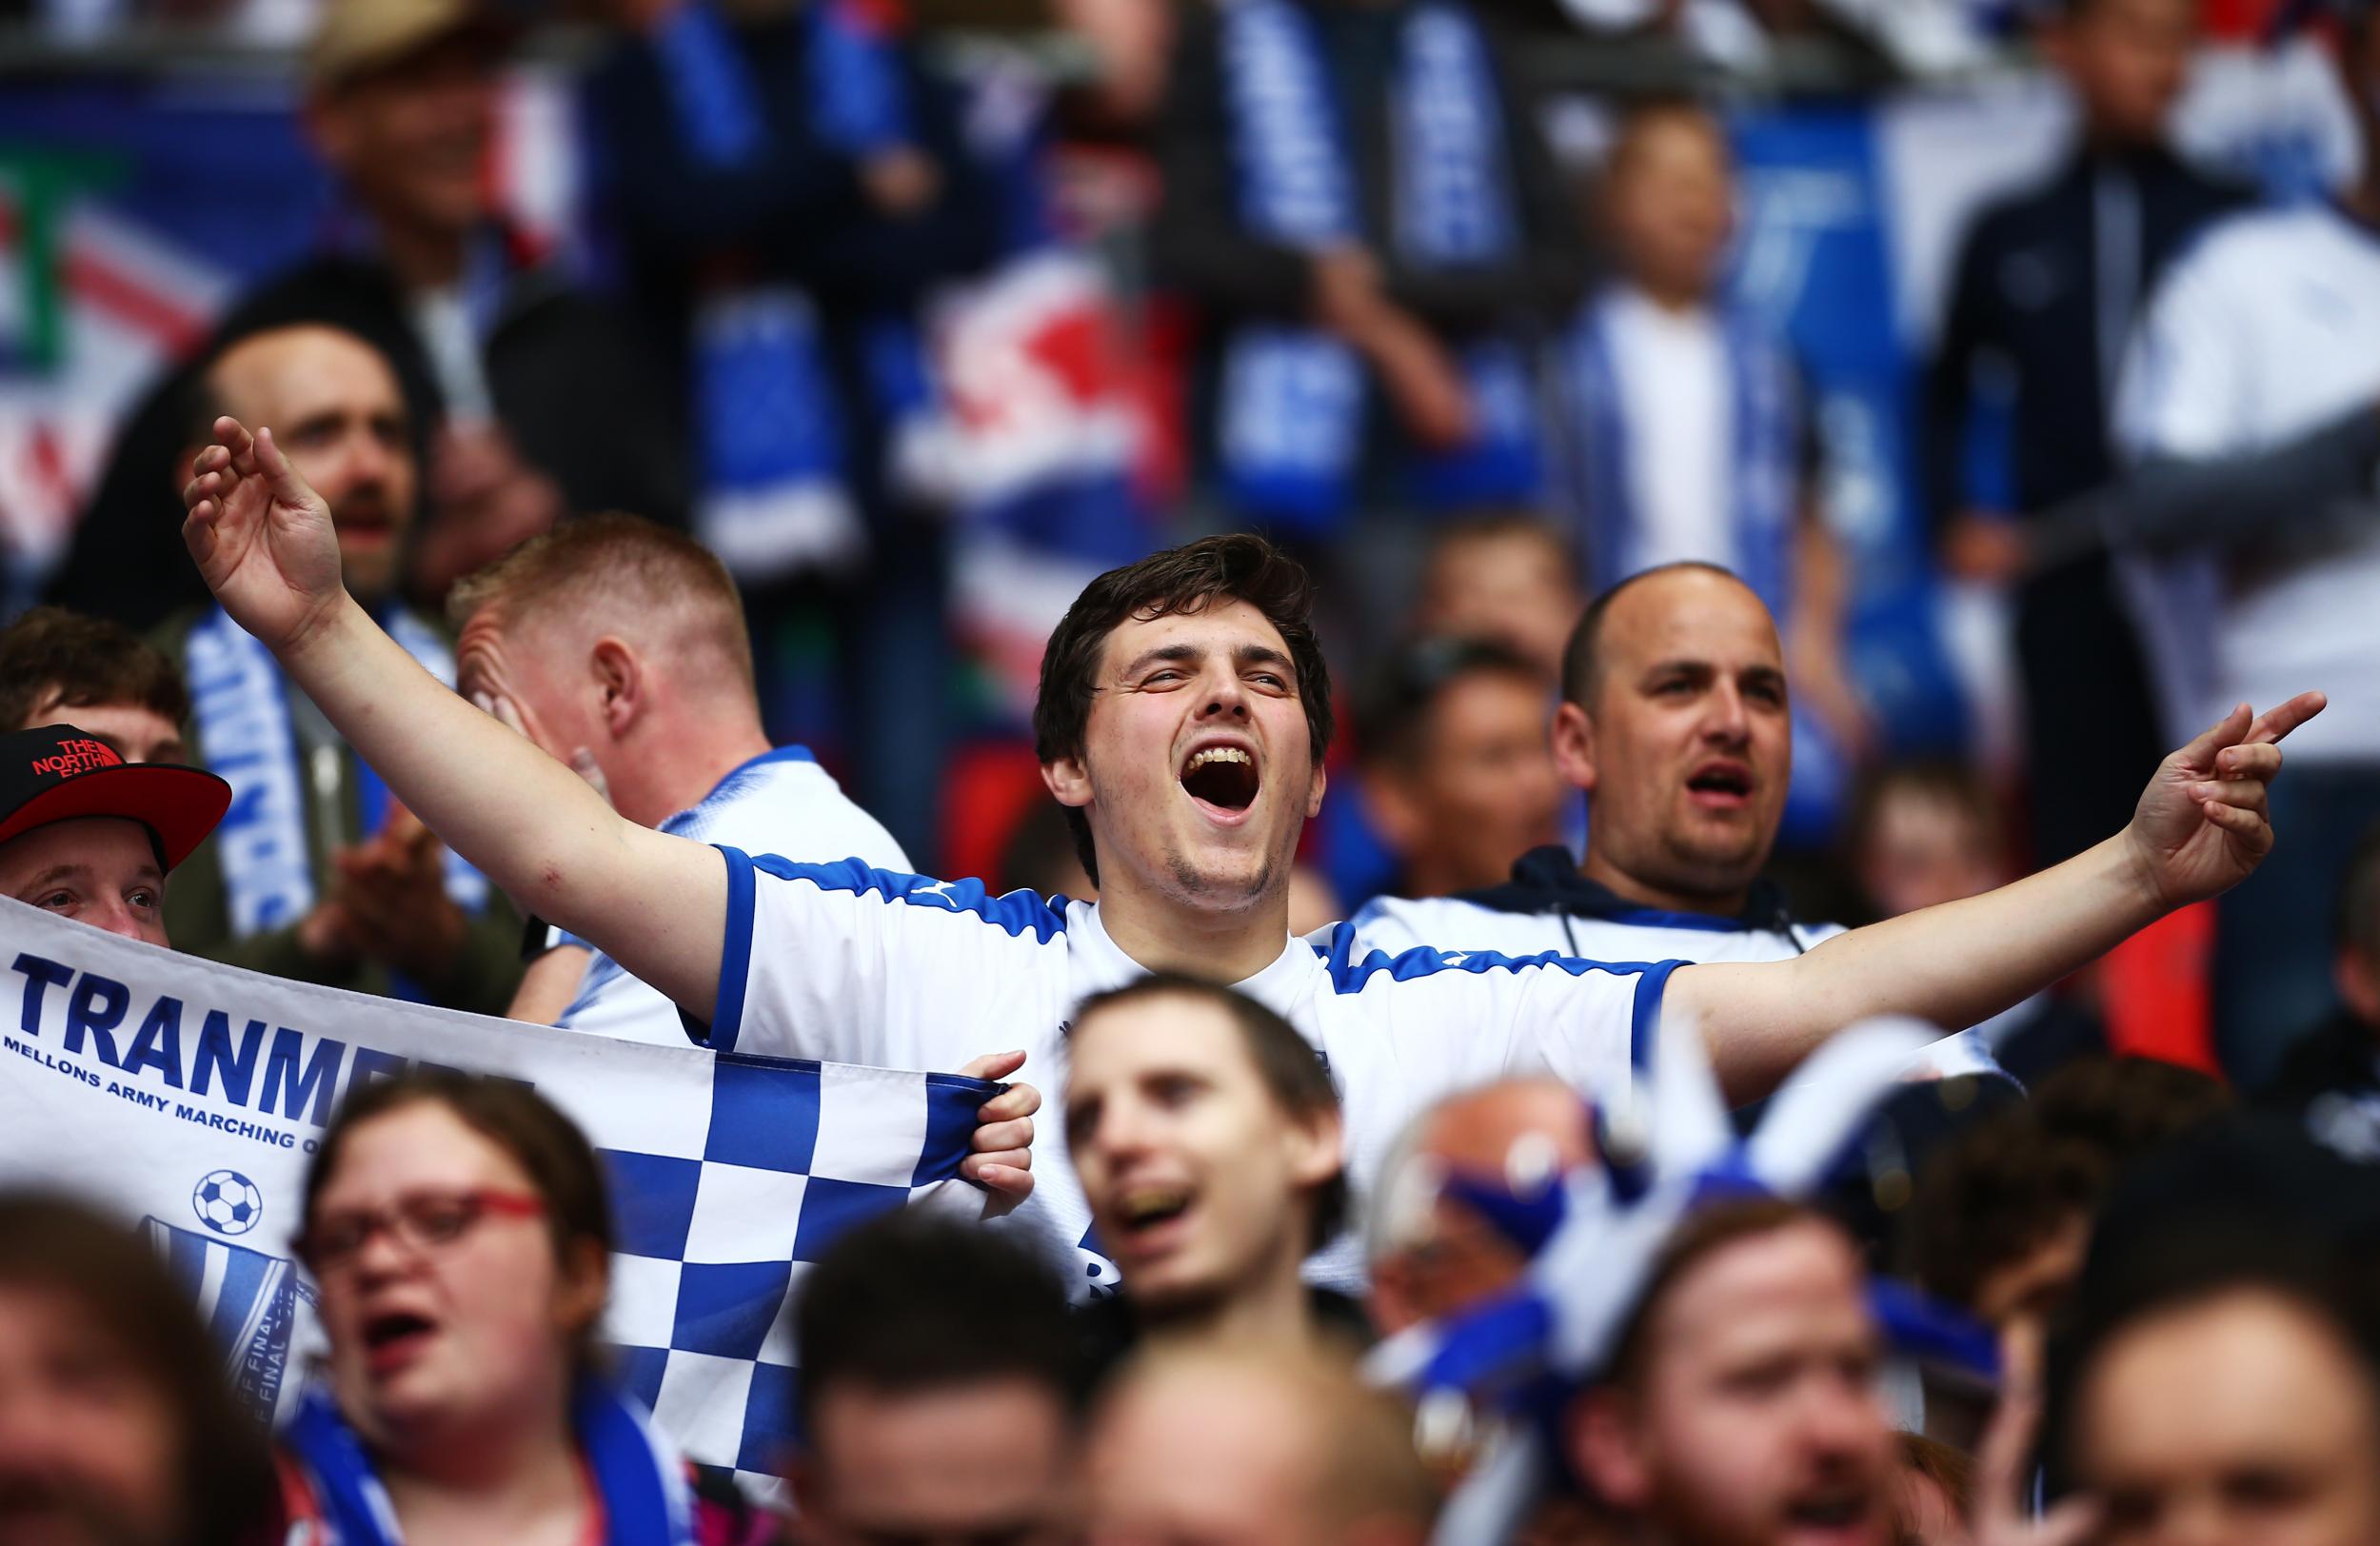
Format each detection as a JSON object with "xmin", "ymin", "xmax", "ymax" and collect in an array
[{"xmin": 2246, "ymin": 690, "xmax": 2328, "ymax": 747}]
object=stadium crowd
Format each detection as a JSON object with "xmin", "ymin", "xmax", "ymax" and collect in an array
[{"xmin": 5, "ymin": 0, "xmax": 2380, "ymax": 1540}]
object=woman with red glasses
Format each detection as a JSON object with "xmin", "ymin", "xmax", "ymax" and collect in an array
[{"xmin": 271, "ymin": 1068, "xmax": 780, "ymax": 1546}]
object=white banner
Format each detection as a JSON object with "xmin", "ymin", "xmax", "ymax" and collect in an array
[{"xmin": 0, "ymin": 897, "xmax": 997, "ymax": 1492}]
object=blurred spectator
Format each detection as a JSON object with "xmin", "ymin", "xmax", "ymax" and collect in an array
[
  {"xmin": 444, "ymin": 514, "xmax": 906, "ymax": 1035},
  {"xmin": 2054, "ymin": 1205, "xmax": 2380, "ymax": 1546},
  {"xmin": 1567, "ymin": 1198, "xmax": 1894, "ymax": 1546},
  {"xmin": 1409, "ymin": 514, "xmax": 1585, "ymax": 684},
  {"xmin": 1152, "ymin": 0, "xmax": 1588, "ymax": 533},
  {"xmin": 0, "ymin": 723, "xmax": 229, "ymax": 949},
  {"xmin": 1084, "ymin": 1345, "xmax": 1439, "ymax": 1546},
  {"xmin": 581, "ymin": 0, "xmax": 1000, "ymax": 861},
  {"xmin": 1063, "ymin": 976, "xmax": 1353, "ymax": 1364},
  {"xmin": 1929, "ymin": 0, "xmax": 2248, "ymax": 872},
  {"xmin": 50, "ymin": 0, "xmax": 684, "ymax": 628},
  {"xmin": 1357, "ymin": 636, "xmax": 1566, "ymax": 902},
  {"xmin": 1557, "ymin": 100, "xmax": 1871, "ymax": 764},
  {"xmin": 1844, "ymin": 760, "xmax": 2102, "ymax": 1078},
  {"xmin": 790, "ymin": 1211, "xmax": 1079, "ymax": 1546},
  {"xmin": 1365, "ymin": 1077, "xmax": 1592, "ymax": 1337},
  {"xmin": 156, "ymin": 325, "xmax": 524, "ymax": 1013},
  {"xmin": 1910, "ymin": 1057, "xmax": 2228, "ymax": 1349},
  {"xmin": 0, "ymin": 1193, "xmax": 277, "ymax": 1546},
  {"xmin": 2258, "ymin": 820, "xmax": 2380, "ymax": 1158},
  {"xmin": 278, "ymin": 1069, "xmax": 775, "ymax": 1542},
  {"xmin": 2111, "ymin": 1, "xmax": 2380, "ymax": 1085},
  {"xmin": 1354, "ymin": 565, "xmax": 1833, "ymax": 960},
  {"xmin": 0, "ymin": 607, "xmax": 189, "ymax": 766}
]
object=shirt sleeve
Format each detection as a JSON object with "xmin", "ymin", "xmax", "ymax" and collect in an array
[
  {"xmin": 705, "ymin": 847, "xmax": 1066, "ymax": 1071},
  {"xmin": 1317, "ymin": 925, "xmax": 1684, "ymax": 1099}
]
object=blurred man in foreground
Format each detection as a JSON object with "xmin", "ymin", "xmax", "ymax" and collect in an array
[
  {"xmin": 1085, "ymin": 1345, "xmax": 1438, "ymax": 1546},
  {"xmin": 791, "ymin": 1212, "xmax": 1080, "ymax": 1546},
  {"xmin": 0, "ymin": 1194, "xmax": 275, "ymax": 1546},
  {"xmin": 1064, "ymin": 976, "xmax": 1352, "ymax": 1360},
  {"xmin": 1568, "ymin": 1199, "xmax": 1896, "ymax": 1546}
]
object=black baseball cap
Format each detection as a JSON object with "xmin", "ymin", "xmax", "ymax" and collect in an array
[{"xmin": 0, "ymin": 725, "xmax": 231, "ymax": 872}]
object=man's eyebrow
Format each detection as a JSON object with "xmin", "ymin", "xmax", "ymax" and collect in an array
[
  {"xmin": 17, "ymin": 863, "xmax": 88, "ymax": 892},
  {"xmin": 1117, "ymin": 643, "xmax": 1205, "ymax": 678},
  {"xmin": 1234, "ymin": 644, "xmax": 1295, "ymax": 673},
  {"xmin": 1640, "ymin": 658, "xmax": 1716, "ymax": 680}
]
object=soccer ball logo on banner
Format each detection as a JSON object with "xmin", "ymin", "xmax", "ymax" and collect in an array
[{"xmin": 192, "ymin": 1169, "xmax": 264, "ymax": 1236}]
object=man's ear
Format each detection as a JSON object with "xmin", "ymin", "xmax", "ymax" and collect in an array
[
  {"xmin": 1286, "ymin": 1102, "xmax": 1344, "ymax": 1196},
  {"xmin": 301, "ymin": 92, "xmax": 356, "ymax": 171},
  {"xmin": 1550, "ymin": 702, "xmax": 1598, "ymax": 797},
  {"xmin": 1306, "ymin": 759, "xmax": 1329, "ymax": 820},
  {"xmin": 1041, "ymin": 753, "xmax": 1093, "ymax": 811},
  {"xmin": 590, "ymin": 637, "xmax": 642, "ymax": 738},
  {"xmin": 1568, "ymin": 1386, "xmax": 1653, "ymax": 1514}
]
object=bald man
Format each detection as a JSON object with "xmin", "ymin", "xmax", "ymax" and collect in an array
[
  {"xmin": 1354, "ymin": 564, "xmax": 1839, "ymax": 965},
  {"xmin": 1085, "ymin": 1346, "xmax": 1439, "ymax": 1546},
  {"xmin": 156, "ymin": 324, "xmax": 524, "ymax": 1012},
  {"xmin": 1366, "ymin": 1078, "xmax": 1593, "ymax": 1336}
]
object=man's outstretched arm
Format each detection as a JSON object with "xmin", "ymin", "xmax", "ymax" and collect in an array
[
  {"xmin": 183, "ymin": 417, "xmax": 728, "ymax": 1019},
  {"xmin": 1676, "ymin": 692, "xmax": 2326, "ymax": 1103}
]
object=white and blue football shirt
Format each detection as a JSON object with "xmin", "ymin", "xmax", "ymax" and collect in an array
[
  {"xmin": 700, "ymin": 849, "xmax": 1683, "ymax": 1296},
  {"xmin": 554, "ymin": 747, "xmax": 908, "ymax": 1048}
]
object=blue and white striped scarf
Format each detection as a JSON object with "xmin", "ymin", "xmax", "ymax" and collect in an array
[
  {"xmin": 281, "ymin": 1380, "xmax": 695, "ymax": 1546},
  {"xmin": 1215, "ymin": 0, "xmax": 1538, "ymax": 530},
  {"xmin": 1558, "ymin": 291, "xmax": 1799, "ymax": 619},
  {"xmin": 184, "ymin": 605, "xmax": 488, "ymax": 941},
  {"xmin": 656, "ymin": 0, "xmax": 940, "ymax": 581}
]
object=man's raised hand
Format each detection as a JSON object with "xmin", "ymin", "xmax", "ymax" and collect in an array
[
  {"xmin": 182, "ymin": 416, "xmax": 349, "ymax": 656},
  {"xmin": 2123, "ymin": 690, "xmax": 2327, "ymax": 909}
]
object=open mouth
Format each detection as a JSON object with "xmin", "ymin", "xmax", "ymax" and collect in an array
[
  {"xmin": 1180, "ymin": 745, "xmax": 1259, "ymax": 814},
  {"xmin": 1112, "ymin": 1183, "xmax": 1196, "ymax": 1252},
  {"xmin": 1781, "ymin": 1487, "xmax": 1873, "ymax": 1537},
  {"xmin": 1686, "ymin": 761, "xmax": 1754, "ymax": 804},
  {"xmin": 361, "ymin": 1310, "xmax": 437, "ymax": 1373}
]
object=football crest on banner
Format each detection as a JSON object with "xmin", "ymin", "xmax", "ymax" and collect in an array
[
  {"xmin": 143, "ymin": 1213, "xmax": 308, "ymax": 1426},
  {"xmin": 192, "ymin": 1168, "xmax": 263, "ymax": 1236}
]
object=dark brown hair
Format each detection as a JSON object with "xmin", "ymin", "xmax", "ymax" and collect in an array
[
  {"xmin": 1033, "ymin": 535, "xmax": 1333, "ymax": 884},
  {"xmin": 0, "ymin": 1192, "xmax": 278, "ymax": 1545},
  {"xmin": 1070, "ymin": 972, "xmax": 1349, "ymax": 1253},
  {"xmin": 0, "ymin": 605, "xmax": 190, "ymax": 734},
  {"xmin": 303, "ymin": 1069, "xmax": 614, "ymax": 1366}
]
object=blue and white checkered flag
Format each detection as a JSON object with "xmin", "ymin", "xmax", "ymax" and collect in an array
[{"xmin": 0, "ymin": 898, "xmax": 998, "ymax": 1495}]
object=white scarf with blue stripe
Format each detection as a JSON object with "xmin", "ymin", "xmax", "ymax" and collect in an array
[
  {"xmin": 184, "ymin": 605, "xmax": 488, "ymax": 940},
  {"xmin": 1215, "ymin": 0, "xmax": 1539, "ymax": 529}
]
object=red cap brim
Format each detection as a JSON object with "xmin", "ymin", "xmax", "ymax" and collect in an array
[{"xmin": 0, "ymin": 763, "xmax": 232, "ymax": 872}]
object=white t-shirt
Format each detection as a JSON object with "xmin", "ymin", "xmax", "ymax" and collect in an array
[
  {"xmin": 2114, "ymin": 203, "xmax": 2380, "ymax": 761},
  {"xmin": 704, "ymin": 848, "xmax": 1681, "ymax": 1295},
  {"xmin": 554, "ymin": 747, "xmax": 907, "ymax": 1047},
  {"xmin": 1603, "ymin": 287, "xmax": 1738, "ymax": 575},
  {"xmin": 1354, "ymin": 885, "xmax": 2039, "ymax": 1070},
  {"xmin": 1351, "ymin": 891, "xmax": 1844, "ymax": 963}
]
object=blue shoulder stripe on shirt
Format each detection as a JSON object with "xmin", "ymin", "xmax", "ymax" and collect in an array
[
  {"xmin": 1311, "ymin": 920, "xmax": 1669, "ymax": 994},
  {"xmin": 745, "ymin": 852, "xmax": 1070, "ymax": 943},
  {"xmin": 705, "ymin": 843, "xmax": 761, "ymax": 1053}
]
